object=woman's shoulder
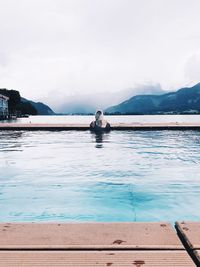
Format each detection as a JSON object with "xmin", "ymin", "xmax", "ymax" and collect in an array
[{"xmin": 90, "ymin": 121, "xmax": 96, "ymax": 127}]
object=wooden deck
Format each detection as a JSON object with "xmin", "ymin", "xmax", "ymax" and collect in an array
[
  {"xmin": 0, "ymin": 222, "xmax": 183, "ymax": 250},
  {"xmin": 0, "ymin": 222, "xmax": 196, "ymax": 266},
  {"xmin": 176, "ymin": 221, "xmax": 200, "ymax": 266},
  {"xmin": 0, "ymin": 251, "xmax": 195, "ymax": 267},
  {"xmin": 0, "ymin": 122, "xmax": 200, "ymax": 131}
]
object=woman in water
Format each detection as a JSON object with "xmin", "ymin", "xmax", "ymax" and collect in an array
[{"xmin": 90, "ymin": 110, "xmax": 110, "ymax": 132}]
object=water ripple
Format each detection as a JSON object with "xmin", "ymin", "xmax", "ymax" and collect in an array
[{"xmin": 0, "ymin": 129, "xmax": 200, "ymax": 222}]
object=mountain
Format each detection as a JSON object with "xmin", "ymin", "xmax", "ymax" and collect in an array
[
  {"xmin": 0, "ymin": 88, "xmax": 55, "ymax": 116},
  {"xmin": 41, "ymin": 84, "xmax": 164, "ymax": 114},
  {"xmin": 21, "ymin": 98, "xmax": 55, "ymax": 115},
  {"xmin": 0, "ymin": 88, "xmax": 37, "ymax": 115},
  {"xmin": 105, "ymin": 83, "xmax": 200, "ymax": 114}
]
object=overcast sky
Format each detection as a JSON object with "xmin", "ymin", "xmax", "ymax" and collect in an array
[{"xmin": 0, "ymin": 0, "xmax": 200, "ymax": 102}]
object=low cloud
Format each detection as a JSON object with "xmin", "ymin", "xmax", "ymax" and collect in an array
[
  {"xmin": 184, "ymin": 52, "xmax": 200, "ymax": 84},
  {"xmin": 41, "ymin": 83, "xmax": 164, "ymax": 113}
]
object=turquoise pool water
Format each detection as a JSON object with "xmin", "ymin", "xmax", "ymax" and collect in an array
[{"xmin": 0, "ymin": 129, "xmax": 200, "ymax": 222}]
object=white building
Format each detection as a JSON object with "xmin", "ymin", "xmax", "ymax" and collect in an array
[{"xmin": 0, "ymin": 94, "xmax": 9, "ymax": 119}]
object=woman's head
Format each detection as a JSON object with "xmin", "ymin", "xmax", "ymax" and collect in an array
[{"xmin": 95, "ymin": 110, "xmax": 103, "ymax": 121}]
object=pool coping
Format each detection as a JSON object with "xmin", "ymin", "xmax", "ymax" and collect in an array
[{"xmin": 1, "ymin": 122, "xmax": 200, "ymax": 131}]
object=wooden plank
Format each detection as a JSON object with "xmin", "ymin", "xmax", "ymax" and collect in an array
[
  {"xmin": 0, "ymin": 223, "xmax": 183, "ymax": 250},
  {"xmin": 193, "ymin": 250, "xmax": 200, "ymax": 266},
  {"xmin": 176, "ymin": 221, "xmax": 200, "ymax": 250},
  {"xmin": 0, "ymin": 251, "xmax": 195, "ymax": 267}
]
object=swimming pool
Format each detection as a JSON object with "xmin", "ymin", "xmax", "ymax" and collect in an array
[{"xmin": 0, "ymin": 130, "xmax": 200, "ymax": 222}]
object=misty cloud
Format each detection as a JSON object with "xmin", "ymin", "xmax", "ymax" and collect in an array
[
  {"xmin": 185, "ymin": 52, "xmax": 200, "ymax": 83},
  {"xmin": 0, "ymin": 0, "xmax": 200, "ymax": 103},
  {"xmin": 43, "ymin": 83, "xmax": 164, "ymax": 113}
]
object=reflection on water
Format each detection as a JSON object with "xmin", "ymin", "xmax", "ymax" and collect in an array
[
  {"xmin": 0, "ymin": 131, "xmax": 23, "ymax": 152},
  {"xmin": 95, "ymin": 133, "xmax": 103, "ymax": 148},
  {"xmin": 0, "ymin": 130, "xmax": 200, "ymax": 222},
  {"xmin": 91, "ymin": 132, "xmax": 103, "ymax": 149},
  {"xmin": 92, "ymin": 132, "xmax": 110, "ymax": 148}
]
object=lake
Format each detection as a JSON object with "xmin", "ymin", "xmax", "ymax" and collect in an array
[{"xmin": 6, "ymin": 114, "xmax": 200, "ymax": 124}]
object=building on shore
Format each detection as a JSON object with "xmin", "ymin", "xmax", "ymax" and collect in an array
[{"xmin": 0, "ymin": 94, "xmax": 9, "ymax": 119}]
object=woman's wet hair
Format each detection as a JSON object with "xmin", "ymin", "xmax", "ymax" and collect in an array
[
  {"xmin": 96, "ymin": 110, "xmax": 102, "ymax": 116},
  {"xmin": 95, "ymin": 110, "xmax": 103, "ymax": 121}
]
